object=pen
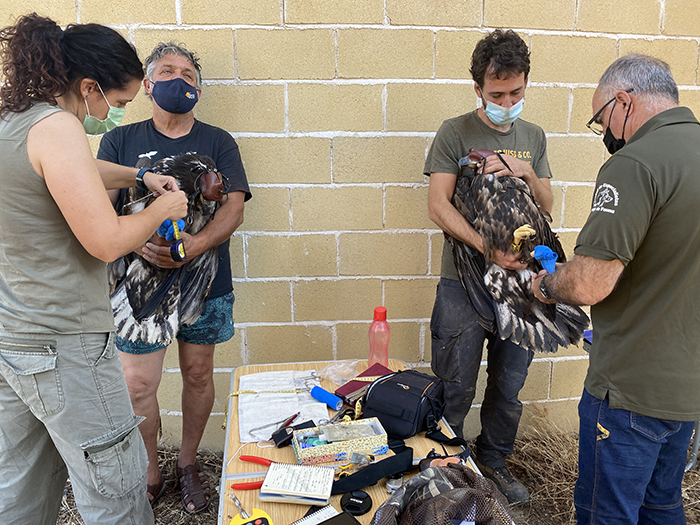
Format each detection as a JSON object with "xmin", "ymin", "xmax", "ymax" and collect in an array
[{"xmin": 280, "ymin": 412, "xmax": 300, "ymax": 429}]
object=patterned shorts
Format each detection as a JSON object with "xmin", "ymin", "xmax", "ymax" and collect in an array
[{"xmin": 117, "ymin": 292, "xmax": 235, "ymax": 355}]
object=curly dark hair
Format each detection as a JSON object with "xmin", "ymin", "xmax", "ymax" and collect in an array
[
  {"xmin": 470, "ymin": 29, "xmax": 530, "ymax": 88},
  {"xmin": 0, "ymin": 13, "xmax": 143, "ymax": 117}
]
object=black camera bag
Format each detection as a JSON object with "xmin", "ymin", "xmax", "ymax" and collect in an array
[{"xmin": 362, "ymin": 369, "xmax": 445, "ymax": 439}]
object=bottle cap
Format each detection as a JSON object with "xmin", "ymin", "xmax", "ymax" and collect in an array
[{"xmin": 373, "ymin": 306, "xmax": 387, "ymax": 321}]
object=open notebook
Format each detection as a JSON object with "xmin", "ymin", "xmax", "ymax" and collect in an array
[
  {"xmin": 258, "ymin": 462, "xmax": 335, "ymax": 506},
  {"xmin": 290, "ymin": 505, "xmax": 361, "ymax": 525}
]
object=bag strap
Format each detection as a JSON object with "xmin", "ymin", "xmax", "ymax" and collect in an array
[
  {"xmin": 425, "ymin": 427, "xmax": 468, "ymax": 448},
  {"xmin": 330, "ymin": 443, "xmax": 413, "ymax": 495}
]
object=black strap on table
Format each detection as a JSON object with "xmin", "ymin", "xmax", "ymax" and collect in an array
[{"xmin": 331, "ymin": 445, "xmax": 413, "ymax": 495}]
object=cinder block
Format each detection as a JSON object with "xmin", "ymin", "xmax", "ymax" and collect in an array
[
  {"xmin": 430, "ymin": 233, "xmax": 445, "ymax": 276},
  {"xmin": 558, "ymin": 231, "xmax": 580, "ymax": 260},
  {"xmin": 335, "ymin": 321, "xmax": 422, "ymax": 363},
  {"xmin": 547, "ymin": 136, "xmax": 606, "ymax": 183},
  {"xmin": 293, "ymin": 279, "xmax": 382, "ymax": 321},
  {"xmin": 337, "ymin": 29, "xmax": 433, "ymax": 79},
  {"xmin": 291, "ymin": 186, "xmax": 383, "ymax": 231},
  {"xmin": 571, "ymin": 88, "xmax": 597, "ymax": 135},
  {"xmin": 333, "ymin": 137, "xmax": 426, "ymax": 184},
  {"xmin": 556, "ymin": 338, "xmax": 590, "ymax": 358},
  {"xmin": 386, "ymin": 83, "xmax": 473, "ymax": 132},
  {"xmin": 237, "ymin": 138, "xmax": 331, "ymax": 184},
  {"xmin": 385, "ymin": 186, "xmax": 435, "ymax": 229},
  {"xmin": 229, "ymin": 281, "xmax": 291, "ymax": 323},
  {"xmin": 339, "ymin": 232, "xmax": 429, "ymax": 276},
  {"xmin": 520, "ymin": 86, "xmax": 570, "ymax": 134},
  {"xmin": 484, "ymin": 0, "xmax": 575, "ymax": 30},
  {"xmin": 237, "ymin": 29, "xmax": 335, "ymax": 80},
  {"xmin": 550, "ymin": 185, "xmax": 563, "ymax": 229},
  {"xmin": 157, "ymin": 371, "xmax": 183, "ymax": 412},
  {"xmin": 196, "ymin": 84, "xmax": 285, "ymax": 133},
  {"xmin": 245, "ymin": 325, "xmax": 333, "ymax": 363},
  {"xmin": 247, "ymin": 235, "xmax": 338, "ymax": 278},
  {"xmin": 0, "ymin": 1, "xmax": 76, "ymax": 26},
  {"xmin": 551, "ymin": 358, "xmax": 589, "ymax": 399},
  {"xmin": 386, "ymin": 0, "xmax": 481, "ymax": 27},
  {"xmin": 120, "ymin": 90, "xmax": 153, "ymax": 127},
  {"xmin": 181, "ymin": 0, "xmax": 280, "ymax": 25},
  {"xmin": 435, "ymin": 31, "xmax": 486, "ymax": 79},
  {"xmin": 82, "ymin": 0, "xmax": 176, "ymax": 23},
  {"xmin": 288, "ymin": 84, "xmax": 383, "ymax": 132},
  {"xmin": 562, "ymin": 185, "xmax": 595, "ymax": 229},
  {"xmin": 530, "ymin": 35, "xmax": 617, "ymax": 84},
  {"xmin": 664, "ymin": 0, "xmax": 700, "ymax": 37},
  {"xmin": 237, "ymin": 187, "xmax": 290, "ymax": 232},
  {"xmin": 462, "ymin": 407, "xmax": 481, "ymax": 440},
  {"xmin": 160, "ymin": 413, "xmax": 227, "ymax": 452},
  {"xmin": 384, "ymin": 278, "xmax": 439, "ymax": 320},
  {"xmin": 679, "ymin": 90, "xmax": 700, "ymax": 118},
  {"xmin": 144, "ymin": 293, "xmax": 242, "ymax": 366},
  {"xmin": 619, "ymin": 38, "xmax": 698, "ymax": 86},
  {"xmin": 577, "ymin": 0, "xmax": 660, "ymax": 34},
  {"xmin": 519, "ymin": 399, "xmax": 580, "ymax": 435},
  {"xmin": 519, "ymin": 360, "xmax": 551, "ymax": 401},
  {"xmin": 135, "ymin": 30, "xmax": 234, "ymax": 79},
  {"xmin": 286, "ymin": 0, "xmax": 384, "ymax": 24},
  {"xmin": 229, "ymin": 235, "xmax": 245, "ymax": 279}
]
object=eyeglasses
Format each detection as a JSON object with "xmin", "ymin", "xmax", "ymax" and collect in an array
[{"xmin": 586, "ymin": 88, "xmax": 634, "ymax": 135}]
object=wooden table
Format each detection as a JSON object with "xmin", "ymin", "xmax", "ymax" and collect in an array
[{"xmin": 217, "ymin": 360, "xmax": 474, "ymax": 525}]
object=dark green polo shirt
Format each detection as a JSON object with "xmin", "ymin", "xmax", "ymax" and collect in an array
[
  {"xmin": 424, "ymin": 110, "xmax": 552, "ymax": 281},
  {"xmin": 576, "ymin": 106, "xmax": 700, "ymax": 421}
]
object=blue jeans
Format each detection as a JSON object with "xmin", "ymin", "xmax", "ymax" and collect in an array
[
  {"xmin": 430, "ymin": 278, "xmax": 534, "ymax": 467},
  {"xmin": 575, "ymin": 388, "xmax": 694, "ymax": 525}
]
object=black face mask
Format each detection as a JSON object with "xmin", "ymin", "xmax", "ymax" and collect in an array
[
  {"xmin": 603, "ymin": 101, "xmax": 631, "ymax": 155},
  {"xmin": 603, "ymin": 126, "xmax": 625, "ymax": 154}
]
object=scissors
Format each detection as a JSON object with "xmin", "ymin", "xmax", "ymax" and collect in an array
[{"xmin": 230, "ymin": 455, "xmax": 274, "ymax": 490}]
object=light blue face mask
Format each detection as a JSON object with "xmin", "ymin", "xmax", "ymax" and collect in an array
[
  {"xmin": 483, "ymin": 97, "xmax": 524, "ymax": 127},
  {"xmin": 82, "ymin": 83, "xmax": 126, "ymax": 135}
]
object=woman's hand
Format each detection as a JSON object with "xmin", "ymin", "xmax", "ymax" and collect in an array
[{"xmin": 143, "ymin": 170, "xmax": 180, "ymax": 194}]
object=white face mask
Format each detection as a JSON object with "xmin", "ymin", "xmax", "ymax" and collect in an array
[{"xmin": 482, "ymin": 97, "xmax": 524, "ymax": 127}]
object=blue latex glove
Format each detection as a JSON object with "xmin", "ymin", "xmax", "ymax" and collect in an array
[
  {"xmin": 533, "ymin": 245, "xmax": 558, "ymax": 274},
  {"xmin": 156, "ymin": 219, "xmax": 185, "ymax": 241}
]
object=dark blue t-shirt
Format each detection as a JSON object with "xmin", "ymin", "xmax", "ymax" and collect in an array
[{"xmin": 97, "ymin": 119, "xmax": 251, "ymax": 299}]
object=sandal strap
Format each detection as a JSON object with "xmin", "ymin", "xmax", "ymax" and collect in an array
[{"xmin": 177, "ymin": 464, "xmax": 210, "ymax": 513}]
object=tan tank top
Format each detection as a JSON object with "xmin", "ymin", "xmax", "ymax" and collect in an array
[{"xmin": 0, "ymin": 102, "xmax": 115, "ymax": 333}]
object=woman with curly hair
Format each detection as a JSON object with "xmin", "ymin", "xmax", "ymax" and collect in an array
[{"xmin": 0, "ymin": 13, "xmax": 188, "ymax": 525}]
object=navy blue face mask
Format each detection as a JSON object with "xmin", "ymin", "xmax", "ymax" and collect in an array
[{"xmin": 151, "ymin": 77, "xmax": 199, "ymax": 114}]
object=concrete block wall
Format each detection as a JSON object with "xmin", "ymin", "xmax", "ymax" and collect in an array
[{"xmin": 5, "ymin": 1, "xmax": 700, "ymax": 450}]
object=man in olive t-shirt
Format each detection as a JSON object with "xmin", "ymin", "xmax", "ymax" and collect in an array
[
  {"xmin": 533, "ymin": 55, "xmax": 700, "ymax": 524},
  {"xmin": 426, "ymin": 30, "xmax": 553, "ymax": 506}
]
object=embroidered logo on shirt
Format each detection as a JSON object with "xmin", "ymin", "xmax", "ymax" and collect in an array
[{"xmin": 591, "ymin": 183, "xmax": 619, "ymax": 214}]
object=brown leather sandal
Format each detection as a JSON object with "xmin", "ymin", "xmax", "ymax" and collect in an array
[
  {"xmin": 147, "ymin": 471, "xmax": 167, "ymax": 508},
  {"xmin": 176, "ymin": 463, "xmax": 211, "ymax": 514}
]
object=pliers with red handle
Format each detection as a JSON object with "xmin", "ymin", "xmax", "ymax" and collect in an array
[{"xmin": 230, "ymin": 455, "xmax": 273, "ymax": 490}]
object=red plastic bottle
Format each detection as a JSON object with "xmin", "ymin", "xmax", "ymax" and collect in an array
[{"xmin": 368, "ymin": 306, "xmax": 390, "ymax": 368}]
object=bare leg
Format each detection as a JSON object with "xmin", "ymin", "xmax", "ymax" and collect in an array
[
  {"xmin": 119, "ymin": 348, "xmax": 167, "ymax": 489},
  {"xmin": 177, "ymin": 341, "xmax": 215, "ymax": 468}
]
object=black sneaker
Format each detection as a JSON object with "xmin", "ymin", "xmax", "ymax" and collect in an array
[{"xmin": 475, "ymin": 459, "xmax": 530, "ymax": 506}]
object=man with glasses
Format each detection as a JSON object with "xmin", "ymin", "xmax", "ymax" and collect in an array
[
  {"xmin": 533, "ymin": 54, "xmax": 700, "ymax": 524},
  {"xmin": 425, "ymin": 29, "xmax": 553, "ymax": 505}
]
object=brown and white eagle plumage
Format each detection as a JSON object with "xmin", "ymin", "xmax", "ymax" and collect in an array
[
  {"xmin": 108, "ymin": 153, "xmax": 224, "ymax": 345},
  {"xmin": 447, "ymin": 149, "xmax": 588, "ymax": 353}
]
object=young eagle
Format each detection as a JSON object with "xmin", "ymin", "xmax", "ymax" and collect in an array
[
  {"xmin": 108, "ymin": 152, "xmax": 227, "ymax": 345},
  {"xmin": 448, "ymin": 149, "xmax": 589, "ymax": 353}
]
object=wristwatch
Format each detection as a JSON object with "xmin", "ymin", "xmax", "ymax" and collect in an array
[
  {"xmin": 539, "ymin": 277, "xmax": 553, "ymax": 300},
  {"xmin": 135, "ymin": 167, "xmax": 151, "ymax": 190}
]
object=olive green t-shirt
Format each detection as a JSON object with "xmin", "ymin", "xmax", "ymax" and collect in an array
[
  {"xmin": 424, "ymin": 110, "xmax": 552, "ymax": 280},
  {"xmin": 575, "ymin": 107, "xmax": 700, "ymax": 421}
]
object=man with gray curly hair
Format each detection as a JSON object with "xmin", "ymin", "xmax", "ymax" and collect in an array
[
  {"xmin": 533, "ymin": 54, "xmax": 700, "ymax": 524},
  {"xmin": 98, "ymin": 41, "xmax": 251, "ymax": 514}
]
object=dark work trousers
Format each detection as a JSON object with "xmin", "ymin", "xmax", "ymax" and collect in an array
[{"xmin": 430, "ymin": 277, "xmax": 534, "ymax": 468}]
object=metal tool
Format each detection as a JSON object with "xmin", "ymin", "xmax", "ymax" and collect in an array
[
  {"xmin": 120, "ymin": 191, "xmax": 158, "ymax": 209},
  {"xmin": 229, "ymin": 493, "xmax": 273, "ymax": 525}
]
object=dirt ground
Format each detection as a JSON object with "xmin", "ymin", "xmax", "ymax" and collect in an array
[{"xmin": 57, "ymin": 434, "xmax": 700, "ymax": 525}]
